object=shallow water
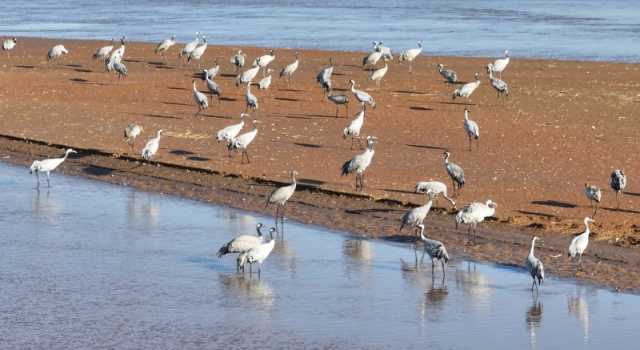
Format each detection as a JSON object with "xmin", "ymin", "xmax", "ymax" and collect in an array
[
  {"xmin": 0, "ymin": 160, "xmax": 637, "ymax": 349},
  {"xmin": 0, "ymin": 0, "xmax": 639, "ymax": 62}
]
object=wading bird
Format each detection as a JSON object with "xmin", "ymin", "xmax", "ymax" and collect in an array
[
  {"xmin": 93, "ymin": 38, "xmax": 114, "ymax": 63},
  {"xmin": 204, "ymin": 59, "xmax": 220, "ymax": 79},
  {"xmin": 230, "ymin": 49, "xmax": 246, "ymax": 73},
  {"xmin": 327, "ymin": 94, "xmax": 349, "ymax": 118},
  {"xmin": 362, "ymin": 46, "xmax": 383, "ymax": 70},
  {"xmin": 343, "ymin": 108, "xmax": 365, "ymax": 149},
  {"xmin": 203, "ymin": 70, "xmax": 221, "ymax": 104},
  {"xmin": 246, "ymin": 229, "xmax": 277, "ymax": 278},
  {"xmin": 414, "ymin": 180, "xmax": 456, "ymax": 209},
  {"xmin": 452, "ymin": 73, "xmax": 481, "ymax": 106},
  {"xmin": 29, "ymin": 148, "xmax": 77, "ymax": 188},
  {"xmin": 123, "ymin": 123, "xmax": 143, "ymax": 152},
  {"xmin": 487, "ymin": 65, "xmax": 509, "ymax": 97},
  {"xmin": 443, "ymin": 151, "xmax": 465, "ymax": 195},
  {"xmin": 253, "ymin": 49, "xmax": 276, "ymax": 76},
  {"xmin": 112, "ymin": 61, "xmax": 128, "ymax": 80},
  {"xmin": 154, "ymin": 35, "xmax": 176, "ymax": 58},
  {"xmin": 463, "ymin": 108, "xmax": 480, "ymax": 151},
  {"xmin": 455, "ymin": 200, "xmax": 497, "ymax": 238},
  {"xmin": 417, "ymin": 224, "xmax": 449, "ymax": 277},
  {"xmin": 217, "ymin": 223, "xmax": 267, "ymax": 272},
  {"xmin": 437, "ymin": 64, "xmax": 458, "ymax": 84},
  {"xmin": 280, "ymin": 52, "xmax": 299, "ymax": 86},
  {"xmin": 236, "ymin": 63, "xmax": 260, "ymax": 86},
  {"xmin": 369, "ymin": 62, "xmax": 388, "ymax": 88},
  {"xmin": 374, "ymin": 41, "xmax": 393, "ymax": 60},
  {"xmin": 350, "ymin": 80, "xmax": 376, "ymax": 109},
  {"xmin": 106, "ymin": 37, "xmax": 126, "ymax": 71},
  {"xmin": 180, "ymin": 32, "xmax": 201, "ymax": 59},
  {"xmin": 141, "ymin": 130, "xmax": 163, "ymax": 161},
  {"xmin": 2, "ymin": 37, "xmax": 17, "ymax": 57},
  {"xmin": 316, "ymin": 57, "xmax": 334, "ymax": 95},
  {"xmin": 266, "ymin": 170, "xmax": 298, "ymax": 231},
  {"xmin": 584, "ymin": 183, "xmax": 602, "ymax": 216},
  {"xmin": 245, "ymin": 83, "xmax": 258, "ymax": 113},
  {"xmin": 187, "ymin": 38, "xmax": 207, "ymax": 67},
  {"xmin": 228, "ymin": 120, "xmax": 258, "ymax": 164},
  {"xmin": 399, "ymin": 41, "xmax": 423, "ymax": 72},
  {"xmin": 192, "ymin": 79, "xmax": 209, "ymax": 115},
  {"xmin": 489, "ymin": 49, "xmax": 510, "ymax": 80},
  {"xmin": 258, "ymin": 69, "xmax": 273, "ymax": 90},
  {"xmin": 400, "ymin": 190, "xmax": 436, "ymax": 237},
  {"xmin": 47, "ymin": 44, "xmax": 69, "ymax": 62},
  {"xmin": 610, "ymin": 169, "xmax": 627, "ymax": 208},
  {"xmin": 216, "ymin": 113, "xmax": 246, "ymax": 145},
  {"xmin": 341, "ymin": 136, "xmax": 377, "ymax": 191},
  {"xmin": 568, "ymin": 217, "xmax": 594, "ymax": 269},
  {"xmin": 526, "ymin": 236, "xmax": 544, "ymax": 291}
]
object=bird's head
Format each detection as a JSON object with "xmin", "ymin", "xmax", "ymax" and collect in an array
[
  {"xmin": 437, "ymin": 63, "xmax": 443, "ymax": 71},
  {"xmin": 171, "ymin": 35, "xmax": 176, "ymax": 40},
  {"xmin": 290, "ymin": 170, "xmax": 299, "ymax": 177},
  {"xmin": 443, "ymin": 151, "xmax": 450, "ymax": 159},
  {"xmin": 29, "ymin": 161, "xmax": 39, "ymax": 174},
  {"xmin": 12, "ymin": 38, "xmax": 17, "ymax": 43},
  {"xmin": 269, "ymin": 227, "xmax": 277, "ymax": 239},
  {"xmin": 486, "ymin": 64, "xmax": 493, "ymax": 74},
  {"xmin": 257, "ymin": 223, "xmax": 264, "ymax": 230},
  {"xmin": 240, "ymin": 113, "xmax": 249, "ymax": 119},
  {"xmin": 452, "ymin": 89, "xmax": 459, "ymax": 99},
  {"xmin": 269, "ymin": 49, "xmax": 275, "ymax": 55},
  {"xmin": 157, "ymin": 129, "xmax": 164, "ymax": 136},
  {"xmin": 474, "ymin": 72, "xmax": 480, "ymax": 80},
  {"xmin": 65, "ymin": 149, "xmax": 77, "ymax": 156},
  {"xmin": 486, "ymin": 200, "xmax": 497, "ymax": 209},
  {"xmin": 120, "ymin": 36, "xmax": 126, "ymax": 45},
  {"xmin": 585, "ymin": 217, "xmax": 595, "ymax": 224},
  {"xmin": 504, "ymin": 49, "xmax": 510, "ymax": 57},
  {"xmin": 532, "ymin": 236, "xmax": 542, "ymax": 244}
]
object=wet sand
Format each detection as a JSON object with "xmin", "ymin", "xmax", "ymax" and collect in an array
[{"xmin": 1, "ymin": 37, "xmax": 640, "ymax": 291}]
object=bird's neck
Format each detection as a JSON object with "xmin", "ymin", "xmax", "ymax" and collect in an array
[{"xmin": 529, "ymin": 239, "xmax": 536, "ymax": 256}]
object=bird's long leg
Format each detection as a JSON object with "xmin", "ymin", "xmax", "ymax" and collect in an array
[
  {"xmin": 468, "ymin": 135, "xmax": 472, "ymax": 152},
  {"xmin": 616, "ymin": 192, "xmax": 620, "ymax": 209},
  {"xmin": 249, "ymin": 263, "xmax": 253, "ymax": 277},
  {"xmin": 432, "ymin": 258, "xmax": 435, "ymax": 275},
  {"xmin": 441, "ymin": 260, "xmax": 446, "ymax": 279},
  {"xmin": 531, "ymin": 279, "xmax": 535, "ymax": 292},
  {"xmin": 335, "ymin": 106, "xmax": 339, "ymax": 118},
  {"xmin": 245, "ymin": 150, "xmax": 251, "ymax": 164},
  {"xmin": 258, "ymin": 263, "xmax": 261, "ymax": 279},
  {"xmin": 46, "ymin": 172, "xmax": 51, "ymax": 188},
  {"xmin": 274, "ymin": 206, "xmax": 280, "ymax": 230},
  {"xmin": 35, "ymin": 172, "xmax": 40, "ymax": 189},
  {"xmin": 280, "ymin": 205, "xmax": 286, "ymax": 229}
]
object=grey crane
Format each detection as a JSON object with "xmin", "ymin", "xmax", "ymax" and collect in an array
[
  {"xmin": 341, "ymin": 136, "xmax": 377, "ymax": 191},
  {"xmin": 245, "ymin": 83, "xmax": 258, "ymax": 113},
  {"xmin": 47, "ymin": 44, "xmax": 69, "ymax": 62},
  {"xmin": 584, "ymin": 183, "xmax": 602, "ymax": 217},
  {"xmin": 437, "ymin": 64, "xmax": 458, "ymax": 84},
  {"xmin": 266, "ymin": 170, "xmax": 298, "ymax": 231},
  {"xmin": 443, "ymin": 151, "xmax": 464, "ymax": 195},
  {"xmin": 231, "ymin": 49, "xmax": 246, "ymax": 73},
  {"xmin": 228, "ymin": 120, "xmax": 259, "ymax": 164},
  {"xmin": 327, "ymin": 94, "xmax": 349, "ymax": 118},
  {"xmin": 415, "ymin": 180, "xmax": 456, "ymax": 209},
  {"xmin": 568, "ymin": 217, "xmax": 594, "ymax": 269},
  {"xmin": 217, "ymin": 223, "xmax": 266, "ymax": 272},
  {"xmin": 204, "ymin": 59, "xmax": 220, "ymax": 79},
  {"xmin": 192, "ymin": 79, "xmax": 209, "ymax": 116},
  {"xmin": 154, "ymin": 35, "xmax": 176, "ymax": 58},
  {"xmin": 316, "ymin": 57, "xmax": 334, "ymax": 95},
  {"xmin": 93, "ymin": 38, "xmax": 114, "ymax": 63},
  {"xmin": 399, "ymin": 41, "xmax": 423, "ymax": 72},
  {"xmin": 280, "ymin": 51, "xmax": 300, "ymax": 87},
  {"xmin": 463, "ymin": 108, "xmax": 479, "ymax": 151},
  {"xmin": 399, "ymin": 190, "xmax": 436, "ymax": 237},
  {"xmin": 455, "ymin": 200, "xmax": 497, "ymax": 238},
  {"xmin": 203, "ymin": 69, "xmax": 221, "ymax": 104},
  {"xmin": 343, "ymin": 108, "xmax": 365, "ymax": 149},
  {"xmin": 112, "ymin": 61, "xmax": 128, "ymax": 80},
  {"xmin": 141, "ymin": 130, "xmax": 163, "ymax": 161},
  {"xmin": 526, "ymin": 236, "xmax": 544, "ymax": 291},
  {"xmin": 417, "ymin": 224, "xmax": 449, "ymax": 278},
  {"xmin": 29, "ymin": 148, "xmax": 77, "ymax": 188},
  {"xmin": 452, "ymin": 73, "xmax": 481, "ymax": 106},
  {"xmin": 350, "ymin": 80, "xmax": 376, "ymax": 110},
  {"xmin": 610, "ymin": 169, "xmax": 627, "ymax": 208},
  {"xmin": 487, "ymin": 65, "xmax": 509, "ymax": 97},
  {"xmin": 123, "ymin": 123, "xmax": 143, "ymax": 153}
]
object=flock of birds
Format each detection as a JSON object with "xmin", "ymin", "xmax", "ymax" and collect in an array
[{"xmin": 7, "ymin": 34, "xmax": 625, "ymax": 286}]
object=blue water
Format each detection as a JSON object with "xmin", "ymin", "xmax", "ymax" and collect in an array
[{"xmin": 0, "ymin": 0, "xmax": 638, "ymax": 62}]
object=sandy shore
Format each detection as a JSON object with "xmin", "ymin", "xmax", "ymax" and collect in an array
[{"xmin": 1, "ymin": 37, "xmax": 639, "ymax": 291}]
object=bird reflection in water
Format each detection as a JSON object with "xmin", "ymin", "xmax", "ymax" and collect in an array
[
  {"xmin": 455, "ymin": 262, "xmax": 493, "ymax": 311},
  {"xmin": 272, "ymin": 237, "xmax": 297, "ymax": 275},
  {"xmin": 526, "ymin": 296, "xmax": 543, "ymax": 350},
  {"xmin": 127, "ymin": 191, "xmax": 160, "ymax": 229},
  {"xmin": 420, "ymin": 276, "xmax": 449, "ymax": 321},
  {"xmin": 568, "ymin": 289, "xmax": 591, "ymax": 344},
  {"xmin": 218, "ymin": 274, "xmax": 275, "ymax": 310},
  {"xmin": 33, "ymin": 188, "xmax": 62, "ymax": 224}
]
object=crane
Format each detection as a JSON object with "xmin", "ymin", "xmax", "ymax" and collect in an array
[
  {"xmin": 217, "ymin": 223, "xmax": 266, "ymax": 272},
  {"xmin": 192, "ymin": 79, "xmax": 209, "ymax": 116},
  {"xmin": 437, "ymin": 64, "xmax": 458, "ymax": 84},
  {"xmin": 610, "ymin": 169, "xmax": 627, "ymax": 208},
  {"xmin": 2, "ymin": 37, "xmax": 17, "ymax": 58},
  {"xmin": 258, "ymin": 69, "xmax": 273, "ymax": 90},
  {"xmin": 203, "ymin": 70, "xmax": 221, "ymax": 104},
  {"xmin": 487, "ymin": 65, "xmax": 509, "ymax": 97},
  {"xmin": 29, "ymin": 148, "xmax": 77, "ymax": 188},
  {"xmin": 112, "ymin": 61, "xmax": 128, "ymax": 80},
  {"xmin": 253, "ymin": 49, "xmax": 276, "ymax": 76},
  {"xmin": 93, "ymin": 38, "xmax": 114, "ymax": 63},
  {"xmin": 216, "ymin": 113, "xmax": 246, "ymax": 145},
  {"xmin": 463, "ymin": 108, "xmax": 480, "ymax": 151},
  {"xmin": 316, "ymin": 57, "xmax": 334, "ymax": 95},
  {"xmin": 568, "ymin": 217, "xmax": 595, "ymax": 269},
  {"xmin": 154, "ymin": 35, "xmax": 176, "ymax": 58},
  {"xmin": 455, "ymin": 200, "xmax": 497, "ymax": 238},
  {"xmin": 343, "ymin": 108, "xmax": 365, "ymax": 149},
  {"xmin": 245, "ymin": 83, "xmax": 259, "ymax": 114},
  {"xmin": 327, "ymin": 94, "xmax": 350, "ymax": 118},
  {"xmin": 399, "ymin": 190, "xmax": 436, "ymax": 237},
  {"xmin": 452, "ymin": 73, "xmax": 481, "ymax": 106},
  {"xmin": 584, "ymin": 183, "xmax": 602, "ymax": 216},
  {"xmin": 280, "ymin": 52, "xmax": 299, "ymax": 87},
  {"xmin": 266, "ymin": 170, "xmax": 298, "ymax": 231},
  {"xmin": 204, "ymin": 59, "xmax": 220, "ymax": 79},
  {"xmin": 230, "ymin": 50, "xmax": 246, "ymax": 73},
  {"xmin": 180, "ymin": 32, "xmax": 201, "ymax": 59},
  {"xmin": 414, "ymin": 180, "xmax": 456, "ymax": 209},
  {"xmin": 246, "ymin": 230, "xmax": 277, "ymax": 279},
  {"xmin": 399, "ymin": 41, "xmax": 423, "ymax": 72},
  {"xmin": 47, "ymin": 44, "xmax": 69, "ymax": 62},
  {"xmin": 526, "ymin": 236, "xmax": 544, "ymax": 291},
  {"xmin": 443, "ymin": 151, "xmax": 465, "ymax": 195},
  {"xmin": 228, "ymin": 120, "xmax": 258, "ymax": 164},
  {"xmin": 187, "ymin": 38, "xmax": 208, "ymax": 67},
  {"xmin": 341, "ymin": 136, "xmax": 377, "ymax": 191},
  {"xmin": 236, "ymin": 63, "xmax": 260, "ymax": 87},
  {"xmin": 350, "ymin": 80, "xmax": 376, "ymax": 109},
  {"xmin": 123, "ymin": 123, "xmax": 143, "ymax": 153},
  {"xmin": 369, "ymin": 62, "xmax": 388, "ymax": 89},
  {"xmin": 489, "ymin": 49, "xmax": 510, "ymax": 80},
  {"xmin": 141, "ymin": 130, "xmax": 163, "ymax": 161},
  {"xmin": 417, "ymin": 224, "xmax": 449, "ymax": 277}
]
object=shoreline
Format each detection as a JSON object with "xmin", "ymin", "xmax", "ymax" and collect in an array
[{"xmin": 1, "ymin": 37, "xmax": 640, "ymax": 291}]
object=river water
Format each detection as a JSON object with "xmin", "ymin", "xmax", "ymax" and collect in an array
[
  {"xmin": 0, "ymin": 161, "xmax": 637, "ymax": 349},
  {"xmin": 0, "ymin": 0, "xmax": 639, "ymax": 62}
]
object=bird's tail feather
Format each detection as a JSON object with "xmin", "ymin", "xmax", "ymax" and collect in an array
[{"xmin": 340, "ymin": 160, "xmax": 352, "ymax": 176}]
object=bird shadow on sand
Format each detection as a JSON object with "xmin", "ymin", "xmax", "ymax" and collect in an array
[
  {"xmin": 436, "ymin": 101, "xmax": 477, "ymax": 106},
  {"xmin": 219, "ymin": 73, "xmax": 237, "ymax": 78},
  {"xmin": 162, "ymin": 101, "xmax": 192, "ymax": 107},
  {"xmin": 275, "ymin": 97, "xmax": 301, "ymax": 102},
  {"xmin": 346, "ymin": 208, "xmax": 403, "ymax": 215},
  {"xmin": 167, "ymin": 86, "xmax": 188, "ymax": 91},
  {"xmin": 531, "ymin": 200, "xmax": 577, "ymax": 208},
  {"xmin": 278, "ymin": 88, "xmax": 304, "ymax": 92},
  {"xmin": 188, "ymin": 156, "xmax": 210, "ymax": 162},
  {"xmin": 142, "ymin": 113, "xmax": 181, "ymax": 120},
  {"xmin": 170, "ymin": 149, "xmax": 195, "ymax": 156},
  {"xmin": 199, "ymin": 113, "xmax": 234, "ymax": 120},
  {"xmin": 15, "ymin": 65, "xmax": 35, "ymax": 69},
  {"xmin": 69, "ymin": 78, "xmax": 108, "ymax": 86},
  {"xmin": 65, "ymin": 64, "xmax": 83, "ymax": 68},
  {"xmin": 74, "ymin": 68, "xmax": 92, "ymax": 73},
  {"xmin": 383, "ymin": 188, "xmax": 416, "ymax": 195},
  {"xmin": 293, "ymin": 142, "xmax": 322, "ymax": 149},
  {"xmin": 405, "ymin": 144, "xmax": 448, "ymax": 151},
  {"xmin": 298, "ymin": 178, "xmax": 326, "ymax": 186},
  {"xmin": 623, "ymin": 191, "xmax": 640, "ymax": 197},
  {"xmin": 83, "ymin": 165, "xmax": 115, "ymax": 177},
  {"xmin": 601, "ymin": 207, "xmax": 640, "ymax": 215},
  {"xmin": 393, "ymin": 90, "xmax": 426, "ymax": 95},
  {"xmin": 123, "ymin": 59, "xmax": 144, "ymax": 63},
  {"xmin": 220, "ymin": 97, "xmax": 237, "ymax": 102},
  {"xmin": 515, "ymin": 210, "xmax": 557, "ymax": 219},
  {"xmin": 409, "ymin": 106, "xmax": 433, "ymax": 111}
]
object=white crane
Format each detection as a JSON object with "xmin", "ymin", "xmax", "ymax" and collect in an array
[
  {"xmin": 327, "ymin": 94, "xmax": 349, "ymax": 118},
  {"xmin": 217, "ymin": 223, "xmax": 267, "ymax": 272},
  {"xmin": 192, "ymin": 79, "xmax": 209, "ymax": 116},
  {"xmin": 141, "ymin": 130, "xmax": 163, "ymax": 161},
  {"xmin": 463, "ymin": 108, "xmax": 480, "ymax": 151},
  {"xmin": 245, "ymin": 83, "xmax": 259, "ymax": 113},
  {"xmin": 204, "ymin": 59, "xmax": 220, "ymax": 79},
  {"xmin": 246, "ymin": 232, "xmax": 277, "ymax": 278},
  {"xmin": 610, "ymin": 169, "xmax": 627, "ymax": 208},
  {"xmin": 123, "ymin": 123, "xmax": 143, "ymax": 152},
  {"xmin": 236, "ymin": 63, "xmax": 260, "ymax": 86},
  {"xmin": 106, "ymin": 37, "xmax": 126, "ymax": 71},
  {"xmin": 258, "ymin": 69, "xmax": 273, "ymax": 90},
  {"xmin": 230, "ymin": 49, "xmax": 246, "ymax": 73},
  {"xmin": 455, "ymin": 200, "xmax": 497, "ymax": 238},
  {"xmin": 343, "ymin": 108, "xmax": 365, "ymax": 149},
  {"xmin": 47, "ymin": 44, "xmax": 69, "ymax": 62},
  {"xmin": 437, "ymin": 64, "xmax": 458, "ymax": 84},
  {"xmin": 341, "ymin": 136, "xmax": 377, "ymax": 191},
  {"xmin": 216, "ymin": 113, "xmax": 246, "ymax": 144},
  {"xmin": 316, "ymin": 57, "xmax": 334, "ymax": 95},
  {"xmin": 568, "ymin": 217, "xmax": 594, "ymax": 269},
  {"xmin": 399, "ymin": 41, "xmax": 423, "ymax": 72},
  {"xmin": 584, "ymin": 183, "xmax": 602, "ymax": 216},
  {"xmin": 487, "ymin": 66, "xmax": 509, "ymax": 97},
  {"xmin": 29, "ymin": 148, "xmax": 77, "ymax": 188},
  {"xmin": 443, "ymin": 151, "xmax": 465, "ymax": 195},
  {"xmin": 417, "ymin": 224, "xmax": 449, "ymax": 277},
  {"xmin": 399, "ymin": 190, "xmax": 436, "ymax": 236},
  {"xmin": 2, "ymin": 37, "xmax": 17, "ymax": 58},
  {"xmin": 362, "ymin": 49, "xmax": 383, "ymax": 70},
  {"xmin": 526, "ymin": 236, "xmax": 544, "ymax": 291},
  {"xmin": 280, "ymin": 52, "xmax": 299, "ymax": 86},
  {"xmin": 489, "ymin": 49, "xmax": 510, "ymax": 80},
  {"xmin": 187, "ymin": 38, "xmax": 207, "ymax": 67},
  {"xmin": 414, "ymin": 180, "xmax": 456, "ymax": 209},
  {"xmin": 228, "ymin": 120, "xmax": 259, "ymax": 164},
  {"xmin": 350, "ymin": 80, "xmax": 376, "ymax": 110},
  {"xmin": 452, "ymin": 73, "xmax": 481, "ymax": 106},
  {"xmin": 203, "ymin": 71, "xmax": 221, "ymax": 104},
  {"xmin": 253, "ymin": 49, "xmax": 276, "ymax": 76},
  {"xmin": 180, "ymin": 32, "xmax": 201, "ymax": 59},
  {"xmin": 266, "ymin": 170, "xmax": 298, "ymax": 231},
  {"xmin": 93, "ymin": 38, "xmax": 114, "ymax": 63},
  {"xmin": 238, "ymin": 227, "xmax": 277, "ymax": 274},
  {"xmin": 373, "ymin": 41, "xmax": 393, "ymax": 60},
  {"xmin": 369, "ymin": 62, "xmax": 388, "ymax": 89},
  {"xmin": 112, "ymin": 61, "xmax": 128, "ymax": 80},
  {"xmin": 154, "ymin": 35, "xmax": 176, "ymax": 58}
]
